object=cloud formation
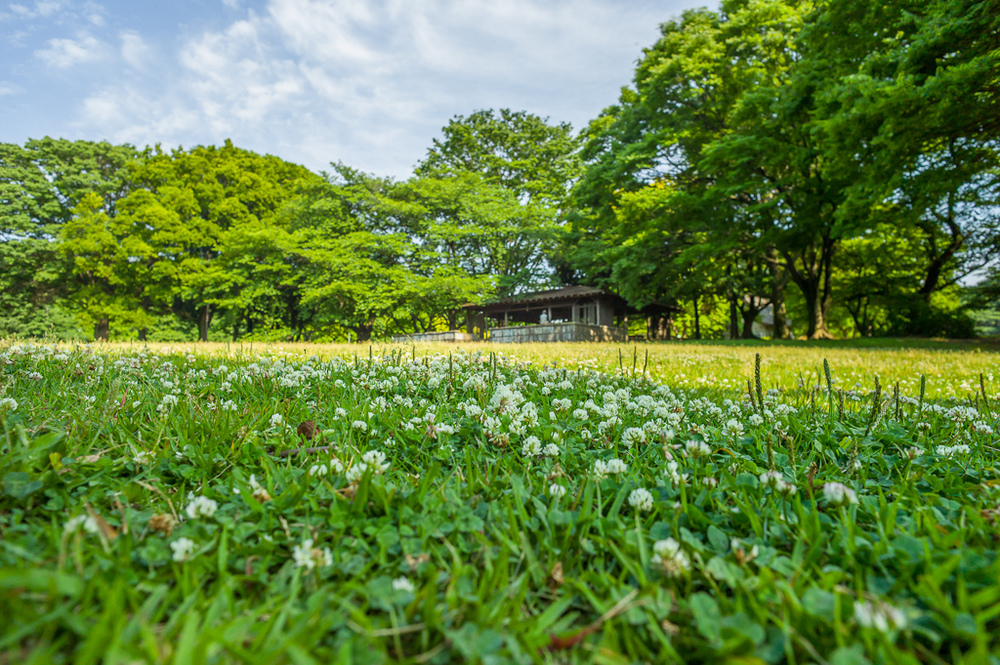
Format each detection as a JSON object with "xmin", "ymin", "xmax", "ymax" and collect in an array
[
  {"xmin": 35, "ymin": 34, "xmax": 107, "ymax": 68},
  {"xmin": 4, "ymin": 0, "xmax": 706, "ymax": 177}
]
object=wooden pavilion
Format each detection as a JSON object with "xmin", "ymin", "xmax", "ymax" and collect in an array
[{"xmin": 463, "ymin": 286, "xmax": 629, "ymax": 343}]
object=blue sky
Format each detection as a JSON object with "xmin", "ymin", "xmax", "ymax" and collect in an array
[{"xmin": 2, "ymin": 0, "xmax": 712, "ymax": 178}]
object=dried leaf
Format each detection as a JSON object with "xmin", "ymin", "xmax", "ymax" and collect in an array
[
  {"xmin": 297, "ymin": 420, "xmax": 317, "ymax": 440},
  {"xmin": 84, "ymin": 504, "xmax": 118, "ymax": 541},
  {"xmin": 149, "ymin": 513, "xmax": 176, "ymax": 536}
]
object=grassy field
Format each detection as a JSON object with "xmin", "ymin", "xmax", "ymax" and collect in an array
[
  {"xmin": 1, "ymin": 339, "xmax": 998, "ymax": 663},
  {"xmin": 90, "ymin": 338, "xmax": 999, "ymax": 399}
]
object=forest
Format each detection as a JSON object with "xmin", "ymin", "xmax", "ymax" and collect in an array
[{"xmin": 1, "ymin": 0, "xmax": 998, "ymax": 342}]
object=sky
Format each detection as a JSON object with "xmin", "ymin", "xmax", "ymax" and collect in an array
[{"xmin": 1, "ymin": 0, "xmax": 713, "ymax": 179}]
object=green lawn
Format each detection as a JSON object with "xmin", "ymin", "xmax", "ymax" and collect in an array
[{"xmin": 1, "ymin": 340, "xmax": 998, "ymax": 663}]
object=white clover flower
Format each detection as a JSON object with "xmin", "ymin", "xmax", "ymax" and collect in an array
[
  {"xmin": 543, "ymin": 443, "xmax": 560, "ymax": 457},
  {"xmin": 345, "ymin": 462, "xmax": 369, "ymax": 484},
  {"xmin": 606, "ymin": 458, "xmax": 628, "ymax": 475},
  {"xmin": 392, "ymin": 576, "xmax": 415, "ymax": 593},
  {"xmin": 652, "ymin": 538, "xmax": 690, "ymax": 577},
  {"xmin": 916, "ymin": 421, "xmax": 932, "ymax": 432},
  {"xmin": 309, "ymin": 463, "xmax": 328, "ymax": 477},
  {"xmin": 551, "ymin": 398, "xmax": 572, "ymax": 412},
  {"xmin": 334, "ymin": 407, "xmax": 347, "ymax": 419},
  {"xmin": 221, "ymin": 400, "xmax": 237, "ymax": 412},
  {"xmin": 723, "ymin": 419, "xmax": 745, "ymax": 438},
  {"xmin": 291, "ymin": 538, "xmax": 331, "ymax": 571},
  {"xmin": 132, "ymin": 451, "xmax": 154, "ymax": 465},
  {"xmin": 665, "ymin": 460, "xmax": 688, "ymax": 485},
  {"xmin": 628, "ymin": 488, "xmax": 654, "ymax": 512},
  {"xmin": 549, "ymin": 483, "xmax": 567, "ymax": 499},
  {"xmin": 685, "ymin": 440, "xmax": 711, "ymax": 459},
  {"xmin": 27, "ymin": 371, "xmax": 43, "ymax": 381},
  {"xmin": 572, "ymin": 408, "xmax": 589, "ymax": 421},
  {"xmin": 822, "ymin": 482, "xmax": 858, "ymax": 507},
  {"xmin": 269, "ymin": 413, "xmax": 284, "ymax": 428},
  {"xmin": 330, "ymin": 458, "xmax": 344, "ymax": 474},
  {"xmin": 748, "ymin": 413, "xmax": 764, "ymax": 427},
  {"xmin": 854, "ymin": 600, "xmax": 906, "ymax": 632},
  {"xmin": 936, "ymin": 444, "xmax": 972, "ymax": 457},
  {"xmin": 622, "ymin": 427, "xmax": 647, "ymax": 448},
  {"xmin": 521, "ymin": 436, "xmax": 542, "ymax": 457},
  {"xmin": 185, "ymin": 494, "xmax": 219, "ymax": 519},
  {"xmin": 947, "ymin": 406, "xmax": 977, "ymax": 423},
  {"xmin": 362, "ymin": 450, "xmax": 390, "ymax": 474},
  {"xmin": 972, "ymin": 421, "xmax": 994, "ymax": 436},
  {"xmin": 905, "ymin": 446, "xmax": 923, "ymax": 460},
  {"xmin": 593, "ymin": 460, "xmax": 609, "ymax": 480},
  {"xmin": 65, "ymin": 514, "xmax": 99, "ymax": 534},
  {"xmin": 171, "ymin": 537, "xmax": 197, "ymax": 562},
  {"xmin": 156, "ymin": 394, "xmax": 179, "ymax": 414},
  {"xmin": 0, "ymin": 398, "xmax": 17, "ymax": 411},
  {"xmin": 759, "ymin": 470, "xmax": 797, "ymax": 496},
  {"xmin": 352, "ymin": 420, "xmax": 368, "ymax": 432}
]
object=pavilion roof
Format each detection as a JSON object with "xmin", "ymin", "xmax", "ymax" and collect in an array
[{"xmin": 464, "ymin": 286, "xmax": 624, "ymax": 310}]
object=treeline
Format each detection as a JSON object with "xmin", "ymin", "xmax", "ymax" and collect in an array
[
  {"xmin": 1, "ymin": 113, "xmax": 579, "ymax": 342},
  {"xmin": 2, "ymin": 0, "xmax": 998, "ymax": 342}
]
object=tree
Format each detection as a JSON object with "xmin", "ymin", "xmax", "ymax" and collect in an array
[
  {"xmin": 0, "ymin": 139, "xmax": 137, "ymax": 338},
  {"xmin": 809, "ymin": 0, "xmax": 1000, "ymax": 314},
  {"xmin": 569, "ymin": 2, "xmax": 804, "ymax": 337},
  {"xmin": 119, "ymin": 140, "xmax": 317, "ymax": 341},
  {"xmin": 416, "ymin": 109, "xmax": 581, "ymax": 295}
]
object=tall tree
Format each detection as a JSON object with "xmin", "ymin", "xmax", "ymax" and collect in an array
[
  {"xmin": 120, "ymin": 140, "xmax": 317, "ymax": 341},
  {"xmin": 416, "ymin": 109, "xmax": 581, "ymax": 295},
  {"xmin": 570, "ymin": 1, "xmax": 805, "ymax": 336},
  {"xmin": 0, "ymin": 139, "xmax": 137, "ymax": 338}
]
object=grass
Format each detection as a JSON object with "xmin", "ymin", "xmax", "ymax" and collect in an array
[{"xmin": 0, "ymin": 339, "xmax": 998, "ymax": 664}]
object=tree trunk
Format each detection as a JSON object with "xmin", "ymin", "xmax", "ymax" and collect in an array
[
  {"xmin": 352, "ymin": 325, "xmax": 373, "ymax": 342},
  {"xmin": 741, "ymin": 309, "xmax": 758, "ymax": 339},
  {"xmin": 137, "ymin": 327, "xmax": 147, "ymax": 341},
  {"xmin": 782, "ymin": 247, "xmax": 834, "ymax": 340},
  {"xmin": 728, "ymin": 295, "xmax": 739, "ymax": 340},
  {"xmin": 769, "ymin": 247, "xmax": 789, "ymax": 339},
  {"xmin": 94, "ymin": 317, "xmax": 110, "ymax": 342},
  {"xmin": 198, "ymin": 304, "xmax": 212, "ymax": 342},
  {"xmin": 692, "ymin": 295, "xmax": 701, "ymax": 340}
]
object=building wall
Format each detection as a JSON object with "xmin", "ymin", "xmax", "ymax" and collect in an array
[
  {"xmin": 489, "ymin": 322, "xmax": 627, "ymax": 343},
  {"xmin": 597, "ymin": 299, "xmax": 614, "ymax": 326}
]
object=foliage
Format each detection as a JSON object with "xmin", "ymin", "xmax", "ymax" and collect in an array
[
  {"xmin": 0, "ymin": 139, "xmax": 138, "ymax": 339},
  {"xmin": 417, "ymin": 109, "xmax": 582, "ymax": 295},
  {"xmin": 567, "ymin": 0, "xmax": 998, "ymax": 340}
]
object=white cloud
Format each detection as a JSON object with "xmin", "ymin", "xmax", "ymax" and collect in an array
[
  {"xmin": 120, "ymin": 30, "xmax": 149, "ymax": 69},
  {"xmin": 64, "ymin": 0, "xmax": 698, "ymax": 177},
  {"xmin": 34, "ymin": 0, "xmax": 60, "ymax": 16},
  {"xmin": 0, "ymin": 81, "xmax": 22, "ymax": 96},
  {"xmin": 35, "ymin": 34, "xmax": 106, "ymax": 68},
  {"xmin": 9, "ymin": 0, "xmax": 62, "ymax": 19}
]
